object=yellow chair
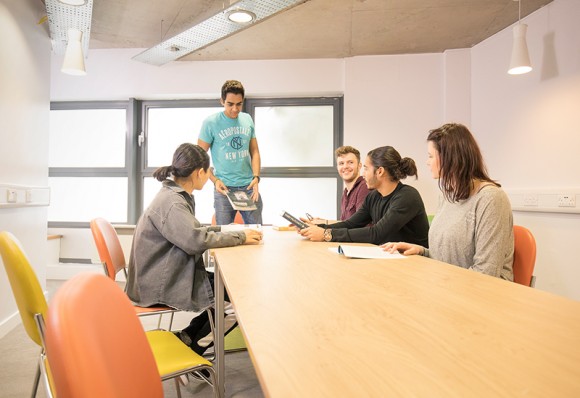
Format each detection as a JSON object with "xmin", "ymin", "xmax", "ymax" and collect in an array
[
  {"xmin": 0, "ymin": 232, "xmax": 55, "ymax": 398},
  {"xmin": 90, "ymin": 217, "xmax": 177, "ymax": 330},
  {"xmin": 43, "ymin": 273, "xmax": 217, "ymax": 398},
  {"xmin": 513, "ymin": 225, "xmax": 537, "ymax": 287}
]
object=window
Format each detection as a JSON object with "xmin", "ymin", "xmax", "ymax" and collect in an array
[
  {"xmin": 245, "ymin": 97, "xmax": 342, "ymax": 224},
  {"xmin": 48, "ymin": 97, "xmax": 343, "ymax": 226},
  {"xmin": 48, "ymin": 102, "xmax": 130, "ymax": 226}
]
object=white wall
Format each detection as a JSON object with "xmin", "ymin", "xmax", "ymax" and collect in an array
[
  {"xmin": 47, "ymin": 0, "xmax": 579, "ymax": 300},
  {"xmin": 0, "ymin": 0, "xmax": 51, "ymax": 337},
  {"xmin": 471, "ymin": 0, "xmax": 580, "ymax": 299}
]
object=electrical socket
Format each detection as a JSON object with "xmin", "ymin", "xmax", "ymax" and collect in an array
[
  {"xmin": 558, "ymin": 194, "xmax": 576, "ymax": 207},
  {"xmin": 523, "ymin": 193, "xmax": 538, "ymax": 206},
  {"xmin": 6, "ymin": 189, "xmax": 17, "ymax": 203}
]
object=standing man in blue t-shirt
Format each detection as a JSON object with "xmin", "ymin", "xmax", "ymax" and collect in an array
[{"xmin": 198, "ymin": 80, "xmax": 263, "ymax": 225}]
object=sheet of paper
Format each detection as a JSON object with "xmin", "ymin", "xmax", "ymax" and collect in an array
[
  {"xmin": 336, "ymin": 245, "xmax": 406, "ymax": 259},
  {"xmin": 221, "ymin": 224, "xmax": 261, "ymax": 232}
]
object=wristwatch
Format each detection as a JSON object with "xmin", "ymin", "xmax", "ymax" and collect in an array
[
  {"xmin": 253, "ymin": 175, "xmax": 261, "ymax": 182},
  {"xmin": 323, "ymin": 228, "xmax": 332, "ymax": 242}
]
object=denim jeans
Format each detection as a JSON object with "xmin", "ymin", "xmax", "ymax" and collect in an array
[{"xmin": 214, "ymin": 185, "xmax": 263, "ymax": 225}]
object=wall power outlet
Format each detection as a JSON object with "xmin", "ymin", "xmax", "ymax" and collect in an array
[
  {"xmin": 6, "ymin": 189, "xmax": 17, "ymax": 203},
  {"xmin": 558, "ymin": 194, "xmax": 576, "ymax": 207}
]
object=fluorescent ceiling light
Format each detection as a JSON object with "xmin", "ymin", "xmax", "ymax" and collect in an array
[{"xmin": 132, "ymin": 0, "xmax": 310, "ymax": 66}]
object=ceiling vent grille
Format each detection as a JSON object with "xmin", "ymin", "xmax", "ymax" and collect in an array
[
  {"xmin": 132, "ymin": 0, "xmax": 309, "ymax": 66},
  {"xmin": 45, "ymin": 0, "xmax": 93, "ymax": 57}
]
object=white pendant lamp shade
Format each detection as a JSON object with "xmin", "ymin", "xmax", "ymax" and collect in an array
[
  {"xmin": 508, "ymin": 24, "xmax": 532, "ymax": 75},
  {"xmin": 61, "ymin": 28, "xmax": 86, "ymax": 76}
]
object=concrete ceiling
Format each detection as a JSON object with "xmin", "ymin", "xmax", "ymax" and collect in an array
[{"xmin": 88, "ymin": 0, "xmax": 552, "ymax": 62}]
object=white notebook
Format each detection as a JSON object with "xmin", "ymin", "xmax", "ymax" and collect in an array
[{"xmin": 334, "ymin": 245, "xmax": 406, "ymax": 259}]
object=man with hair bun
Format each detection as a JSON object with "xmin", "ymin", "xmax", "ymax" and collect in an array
[{"xmin": 300, "ymin": 145, "xmax": 429, "ymax": 246}]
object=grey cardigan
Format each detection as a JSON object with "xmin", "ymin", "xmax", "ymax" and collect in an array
[
  {"xmin": 426, "ymin": 184, "xmax": 514, "ymax": 281},
  {"xmin": 126, "ymin": 180, "xmax": 246, "ymax": 312}
]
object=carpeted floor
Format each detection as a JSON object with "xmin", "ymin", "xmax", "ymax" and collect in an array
[{"xmin": 0, "ymin": 279, "xmax": 264, "ymax": 398}]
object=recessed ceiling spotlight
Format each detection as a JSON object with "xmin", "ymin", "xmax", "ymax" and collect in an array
[
  {"xmin": 57, "ymin": 0, "xmax": 88, "ymax": 5},
  {"xmin": 227, "ymin": 9, "xmax": 256, "ymax": 24}
]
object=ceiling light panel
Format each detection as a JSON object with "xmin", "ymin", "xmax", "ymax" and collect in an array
[
  {"xmin": 45, "ymin": 0, "xmax": 93, "ymax": 56},
  {"xmin": 133, "ymin": 0, "xmax": 309, "ymax": 66}
]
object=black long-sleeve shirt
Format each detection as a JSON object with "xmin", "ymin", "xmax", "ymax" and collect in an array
[{"xmin": 326, "ymin": 183, "xmax": 429, "ymax": 246}]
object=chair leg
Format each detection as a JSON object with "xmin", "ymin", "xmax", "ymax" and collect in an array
[
  {"xmin": 174, "ymin": 377, "xmax": 182, "ymax": 398},
  {"xmin": 156, "ymin": 313, "xmax": 163, "ymax": 329},
  {"xmin": 168, "ymin": 311, "xmax": 175, "ymax": 330},
  {"xmin": 31, "ymin": 362, "xmax": 41, "ymax": 398},
  {"xmin": 204, "ymin": 309, "xmax": 216, "ymax": 362},
  {"xmin": 207, "ymin": 367, "xmax": 219, "ymax": 398}
]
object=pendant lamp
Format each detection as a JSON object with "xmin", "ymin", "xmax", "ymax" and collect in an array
[
  {"xmin": 508, "ymin": 0, "xmax": 532, "ymax": 75},
  {"xmin": 61, "ymin": 28, "xmax": 87, "ymax": 76}
]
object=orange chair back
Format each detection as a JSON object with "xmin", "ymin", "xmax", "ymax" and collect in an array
[
  {"xmin": 0, "ymin": 231, "xmax": 48, "ymax": 347},
  {"xmin": 211, "ymin": 211, "xmax": 244, "ymax": 226},
  {"xmin": 44, "ymin": 273, "xmax": 163, "ymax": 398},
  {"xmin": 513, "ymin": 225, "xmax": 537, "ymax": 287},
  {"xmin": 90, "ymin": 218, "xmax": 126, "ymax": 279}
]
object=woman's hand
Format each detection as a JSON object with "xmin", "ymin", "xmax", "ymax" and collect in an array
[
  {"xmin": 243, "ymin": 229, "xmax": 263, "ymax": 245},
  {"xmin": 298, "ymin": 225, "xmax": 325, "ymax": 241},
  {"xmin": 380, "ymin": 242, "xmax": 424, "ymax": 256}
]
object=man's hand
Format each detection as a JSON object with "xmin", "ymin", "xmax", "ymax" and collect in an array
[
  {"xmin": 215, "ymin": 179, "xmax": 229, "ymax": 195},
  {"xmin": 247, "ymin": 178, "xmax": 260, "ymax": 202},
  {"xmin": 298, "ymin": 225, "xmax": 325, "ymax": 242}
]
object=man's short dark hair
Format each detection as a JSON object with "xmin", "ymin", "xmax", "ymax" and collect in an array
[
  {"xmin": 335, "ymin": 146, "xmax": 361, "ymax": 162},
  {"xmin": 221, "ymin": 80, "xmax": 245, "ymax": 101}
]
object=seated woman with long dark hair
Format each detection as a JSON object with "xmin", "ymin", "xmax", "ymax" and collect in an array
[{"xmin": 126, "ymin": 143, "xmax": 262, "ymax": 354}]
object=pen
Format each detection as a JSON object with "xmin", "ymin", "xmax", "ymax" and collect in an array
[{"xmin": 306, "ymin": 213, "xmax": 313, "ymax": 221}]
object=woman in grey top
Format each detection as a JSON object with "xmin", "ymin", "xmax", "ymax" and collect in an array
[
  {"xmin": 382, "ymin": 123, "xmax": 514, "ymax": 280},
  {"xmin": 126, "ymin": 143, "xmax": 262, "ymax": 354}
]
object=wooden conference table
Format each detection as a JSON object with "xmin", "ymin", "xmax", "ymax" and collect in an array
[{"xmin": 213, "ymin": 228, "xmax": 580, "ymax": 397}]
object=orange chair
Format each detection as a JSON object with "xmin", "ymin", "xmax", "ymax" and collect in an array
[
  {"xmin": 43, "ymin": 273, "xmax": 165, "ymax": 398},
  {"xmin": 43, "ymin": 273, "xmax": 217, "ymax": 398},
  {"xmin": 513, "ymin": 225, "xmax": 537, "ymax": 287},
  {"xmin": 0, "ymin": 232, "xmax": 55, "ymax": 397},
  {"xmin": 90, "ymin": 218, "xmax": 176, "ymax": 329},
  {"xmin": 211, "ymin": 211, "xmax": 244, "ymax": 226}
]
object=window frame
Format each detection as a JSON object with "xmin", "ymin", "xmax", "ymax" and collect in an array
[
  {"xmin": 244, "ymin": 96, "xmax": 344, "ymax": 214},
  {"xmin": 48, "ymin": 100, "xmax": 133, "ymax": 228},
  {"xmin": 48, "ymin": 96, "xmax": 344, "ymax": 227}
]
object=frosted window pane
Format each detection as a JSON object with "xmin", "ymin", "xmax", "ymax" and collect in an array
[
  {"xmin": 143, "ymin": 177, "xmax": 337, "ymax": 226},
  {"xmin": 49, "ymin": 109, "xmax": 126, "ymax": 167},
  {"xmin": 48, "ymin": 177, "xmax": 128, "ymax": 222},
  {"xmin": 261, "ymin": 178, "xmax": 337, "ymax": 225},
  {"xmin": 255, "ymin": 106, "xmax": 334, "ymax": 167},
  {"xmin": 147, "ymin": 107, "xmax": 222, "ymax": 167},
  {"xmin": 143, "ymin": 177, "xmax": 215, "ymax": 225}
]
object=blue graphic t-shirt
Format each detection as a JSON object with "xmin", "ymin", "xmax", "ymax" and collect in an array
[{"xmin": 199, "ymin": 111, "xmax": 256, "ymax": 187}]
